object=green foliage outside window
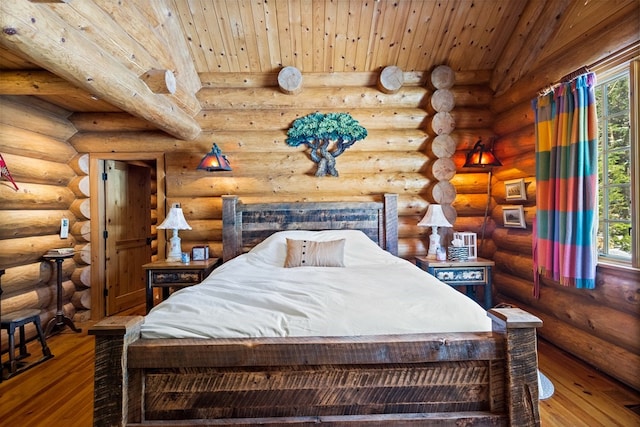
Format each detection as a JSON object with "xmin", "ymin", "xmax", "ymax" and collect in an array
[{"xmin": 595, "ymin": 73, "xmax": 632, "ymax": 260}]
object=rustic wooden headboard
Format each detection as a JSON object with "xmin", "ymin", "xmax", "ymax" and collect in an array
[{"xmin": 221, "ymin": 193, "xmax": 398, "ymax": 262}]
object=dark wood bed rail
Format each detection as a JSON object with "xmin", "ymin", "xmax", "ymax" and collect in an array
[
  {"xmin": 222, "ymin": 193, "xmax": 398, "ymax": 262},
  {"xmin": 90, "ymin": 308, "xmax": 542, "ymax": 426}
]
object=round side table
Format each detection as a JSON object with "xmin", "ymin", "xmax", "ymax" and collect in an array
[{"xmin": 43, "ymin": 253, "xmax": 82, "ymax": 336}]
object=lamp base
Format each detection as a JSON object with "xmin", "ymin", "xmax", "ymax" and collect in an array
[
  {"xmin": 166, "ymin": 230, "xmax": 183, "ymax": 262},
  {"xmin": 427, "ymin": 225, "xmax": 441, "ymax": 259}
]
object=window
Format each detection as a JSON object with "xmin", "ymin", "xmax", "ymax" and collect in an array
[{"xmin": 595, "ymin": 60, "xmax": 639, "ymax": 267}]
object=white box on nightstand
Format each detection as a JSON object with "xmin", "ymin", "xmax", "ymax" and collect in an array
[{"xmin": 453, "ymin": 232, "xmax": 477, "ymax": 259}]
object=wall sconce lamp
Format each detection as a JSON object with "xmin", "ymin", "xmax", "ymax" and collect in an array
[
  {"xmin": 197, "ymin": 143, "xmax": 232, "ymax": 171},
  {"xmin": 463, "ymin": 138, "xmax": 501, "ymax": 253},
  {"xmin": 463, "ymin": 139, "xmax": 502, "ymax": 168},
  {"xmin": 157, "ymin": 203, "xmax": 192, "ymax": 262},
  {"xmin": 417, "ymin": 204, "xmax": 453, "ymax": 259}
]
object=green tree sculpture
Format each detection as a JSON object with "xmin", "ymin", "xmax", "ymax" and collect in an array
[{"xmin": 286, "ymin": 112, "xmax": 367, "ymax": 177}]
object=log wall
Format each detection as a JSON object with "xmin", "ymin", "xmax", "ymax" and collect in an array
[
  {"xmin": 0, "ymin": 95, "xmax": 89, "ymax": 350},
  {"xmin": 488, "ymin": 50, "xmax": 640, "ymax": 390},
  {"xmin": 69, "ymin": 70, "xmax": 494, "ymax": 259}
]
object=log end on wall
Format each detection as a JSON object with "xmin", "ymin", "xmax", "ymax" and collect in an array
[
  {"xmin": 430, "ymin": 112, "xmax": 456, "ymax": 135},
  {"xmin": 431, "ymin": 89, "xmax": 455, "ymax": 112},
  {"xmin": 431, "ymin": 65, "xmax": 455, "ymax": 89},
  {"xmin": 278, "ymin": 66, "xmax": 303, "ymax": 95},
  {"xmin": 378, "ymin": 66, "xmax": 404, "ymax": 94}
]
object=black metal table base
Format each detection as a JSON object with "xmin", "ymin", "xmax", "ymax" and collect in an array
[
  {"xmin": 44, "ymin": 314, "xmax": 82, "ymax": 337},
  {"xmin": 43, "ymin": 254, "xmax": 82, "ymax": 336}
]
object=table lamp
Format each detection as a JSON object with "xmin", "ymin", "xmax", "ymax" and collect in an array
[
  {"xmin": 417, "ymin": 204, "xmax": 453, "ymax": 259},
  {"xmin": 157, "ymin": 203, "xmax": 192, "ymax": 262}
]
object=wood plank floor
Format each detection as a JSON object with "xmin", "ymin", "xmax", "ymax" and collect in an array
[{"xmin": 1, "ymin": 315, "xmax": 639, "ymax": 426}]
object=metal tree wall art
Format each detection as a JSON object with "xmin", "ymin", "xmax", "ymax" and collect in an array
[{"xmin": 286, "ymin": 112, "xmax": 367, "ymax": 177}]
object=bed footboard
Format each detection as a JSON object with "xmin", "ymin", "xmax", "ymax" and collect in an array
[{"xmin": 90, "ymin": 308, "xmax": 541, "ymax": 426}]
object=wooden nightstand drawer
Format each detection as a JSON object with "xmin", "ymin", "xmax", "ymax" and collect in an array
[
  {"xmin": 431, "ymin": 267, "xmax": 488, "ymax": 285},
  {"xmin": 152, "ymin": 271, "xmax": 202, "ymax": 284},
  {"xmin": 143, "ymin": 258, "xmax": 220, "ymax": 313},
  {"xmin": 415, "ymin": 256, "xmax": 495, "ymax": 309}
]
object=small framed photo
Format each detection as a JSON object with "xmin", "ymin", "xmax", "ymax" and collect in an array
[
  {"xmin": 191, "ymin": 246, "xmax": 207, "ymax": 261},
  {"xmin": 503, "ymin": 205, "xmax": 526, "ymax": 229},
  {"xmin": 505, "ymin": 178, "xmax": 527, "ymax": 201}
]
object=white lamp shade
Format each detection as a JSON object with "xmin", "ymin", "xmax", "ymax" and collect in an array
[
  {"xmin": 417, "ymin": 204, "xmax": 452, "ymax": 228},
  {"xmin": 157, "ymin": 204, "xmax": 192, "ymax": 230}
]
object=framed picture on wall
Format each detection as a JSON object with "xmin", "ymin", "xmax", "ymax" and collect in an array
[
  {"xmin": 505, "ymin": 178, "xmax": 526, "ymax": 201},
  {"xmin": 503, "ymin": 205, "xmax": 526, "ymax": 228}
]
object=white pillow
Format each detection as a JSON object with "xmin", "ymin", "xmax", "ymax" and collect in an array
[
  {"xmin": 284, "ymin": 238, "xmax": 345, "ymax": 267},
  {"xmin": 247, "ymin": 230, "xmax": 399, "ymax": 267}
]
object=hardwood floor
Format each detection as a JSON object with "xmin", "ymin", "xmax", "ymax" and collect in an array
[{"xmin": 1, "ymin": 315, "xmax": 639, "ymax": 426}]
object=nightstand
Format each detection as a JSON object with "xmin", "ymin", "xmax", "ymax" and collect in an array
[
  {"xmin": 143, "ymin": 258, "xmax": 220, "ymax": 313},
  {"xmin": 415, "ymin": 256, "xmax": 494, "ymax": 309}
]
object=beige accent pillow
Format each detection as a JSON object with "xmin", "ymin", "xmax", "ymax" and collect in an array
[{"xmin": 284, "ymin": 238, "xmax": 346, "ymax": 267}]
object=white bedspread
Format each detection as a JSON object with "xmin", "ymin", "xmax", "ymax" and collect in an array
[{"xmin": 141, "ymin": 230, "xmax": 492, "ymax": 339}]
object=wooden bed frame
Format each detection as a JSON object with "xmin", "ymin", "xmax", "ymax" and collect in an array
[{"xmin": 90, "ymin": 194, "xmax": 542, "ymax": 426}]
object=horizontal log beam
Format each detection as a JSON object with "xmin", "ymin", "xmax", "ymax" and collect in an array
[
  {"xmin": 198, "ymin": 86, "xmax": 429, "ymax": 110},
  {"xmin": 198, "ymin": 70, "xmax": 492, "ymax": 89},
  {"xmin": 196, "ymin": 108, "xmax": 428, "ymax": 131},
  {"xmin": 0, "ymin": 183, "xmax": 75, "ymax": 210},
  {"xmin": 0, "ymin": 124, "xmax": 77, "ymax": 162},
  {"xmin": 166, "ymin": 172, "xmax": 430, "ymax": 198},
  {"xmin": 0, "ymin": 209, "xmax": 75, "ymax": 240},
  {"xmin": 491, "ymin": 228, "xmax": 532, "ymax": 255},
  {"xmin": 0, "ymin": 95, "xmax": 77, "ymax": 140},
  {"xmin": 499, "ymin": 270, "xmax": 640, "ymax": 355},
  {"xmin": 0, "ymin": 70, "xmax": 86, "ymax": 96},
  {"xmin": 0, "ymin": 152, "xmax": 76, "ymax": 186},
  {"xmin": 168, "ymin": 150, "xmax": 430, "ymax": 176},
  {"xmin": 0, "ymin": 260, "xmax": 69, "ymax": 297},
  {"xmin": 68, "ymin": 129, "xmax": 430, "ymax": 153},
  {"xmin": 0, "ymin": 0, "xmax": 201, "ymax": 140},
  {"xmin": 0, "ymin": 234, "xmax": 75, "ymax": 269},
  {"xmin": 497, "ymin": 294, "xmax": 640, "ymax": 391}
]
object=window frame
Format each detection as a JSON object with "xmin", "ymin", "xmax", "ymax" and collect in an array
[{"xmin": 595, "ymin": 59, "xmax": 639, "ymax": 269}]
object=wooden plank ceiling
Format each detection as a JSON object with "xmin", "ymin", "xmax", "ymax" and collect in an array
[{"xmin": 0, "ymin": 0, "xmax": 637, "ymax": 132}]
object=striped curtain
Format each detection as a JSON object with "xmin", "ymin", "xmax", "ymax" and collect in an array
[{"xmin": 531, "ymin": 73, "xmax": 598, "ymax": 296}]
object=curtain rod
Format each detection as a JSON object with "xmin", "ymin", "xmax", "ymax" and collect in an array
[
  {"xmin": 559, "ymin": 66, "xmax": 591, "ymax": 83},
  {"xmin": 536, "ymin": 43, "xmax": 637, "ymax": 98},
  {"xmin": 538, "ymin": 65, "xmax": 591, "ymax": 97}
]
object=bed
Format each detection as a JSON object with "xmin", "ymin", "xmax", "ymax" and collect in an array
[{"xmin": 90, "ymin": 194, "xmax": 542, "ymax": 426}]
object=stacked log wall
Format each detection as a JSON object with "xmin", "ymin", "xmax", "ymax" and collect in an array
[
  {"xmin": 449, "ymin": 71, "xmax": 497, "ymax": 259},
  {"xmin": 0, "ymin": 95, "xmax": 86, "ymax": 348},
  {"xmin": 490, "ymin": 64, "xmax": 640, "ymax": 390},
  {"xmin": 70, "ymin": 70, "xmax": 495, "ymax": 260}
]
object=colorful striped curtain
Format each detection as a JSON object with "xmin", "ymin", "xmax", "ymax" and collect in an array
[{"xmin": 531, "ymin": 73, "xmax": 598, "ymax": 296}]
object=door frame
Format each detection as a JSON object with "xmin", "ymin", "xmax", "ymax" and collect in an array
[{"xmin": 89, "ymin": 152, "xmax": 165, "ymax": 321}]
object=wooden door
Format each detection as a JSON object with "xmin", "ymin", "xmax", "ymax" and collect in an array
[{"xmin": 104, "ymin": 160, "xmax": 152, "ymax": 315}]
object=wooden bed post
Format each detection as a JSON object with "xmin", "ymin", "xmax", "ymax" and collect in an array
[
  {"xmin": 222, "ymin": 195, "xmax": 240, "ymax": 262},
  {"xmin": 488, "ymin": 307, "xmax": 543, "ymax": 427},
  {"xmin": 383, "ymin": 193, "xmax": 398, "ymax": 256},
  {"xmin": 89, "ymin": 316, "xmax": 143, "ymax": 427}
]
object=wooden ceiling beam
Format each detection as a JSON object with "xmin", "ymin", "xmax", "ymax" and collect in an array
[
  {"xmin": 0, "ymin": 0, "xmax": 201, "ymax": 140},
  {"xmin": 489, "ymin": 0, "xmax": 547, "ymax": 95},
  {"xmin": 491, "ymin": 3, "xmax": 640, "ymax": 114},
  {"xmin": 0, "ymin": 70, "xmax": 88, "ymax": 96},
  {"xmin": 492, "ymin": 0, "xmax": 572, "ymax": 97}
]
